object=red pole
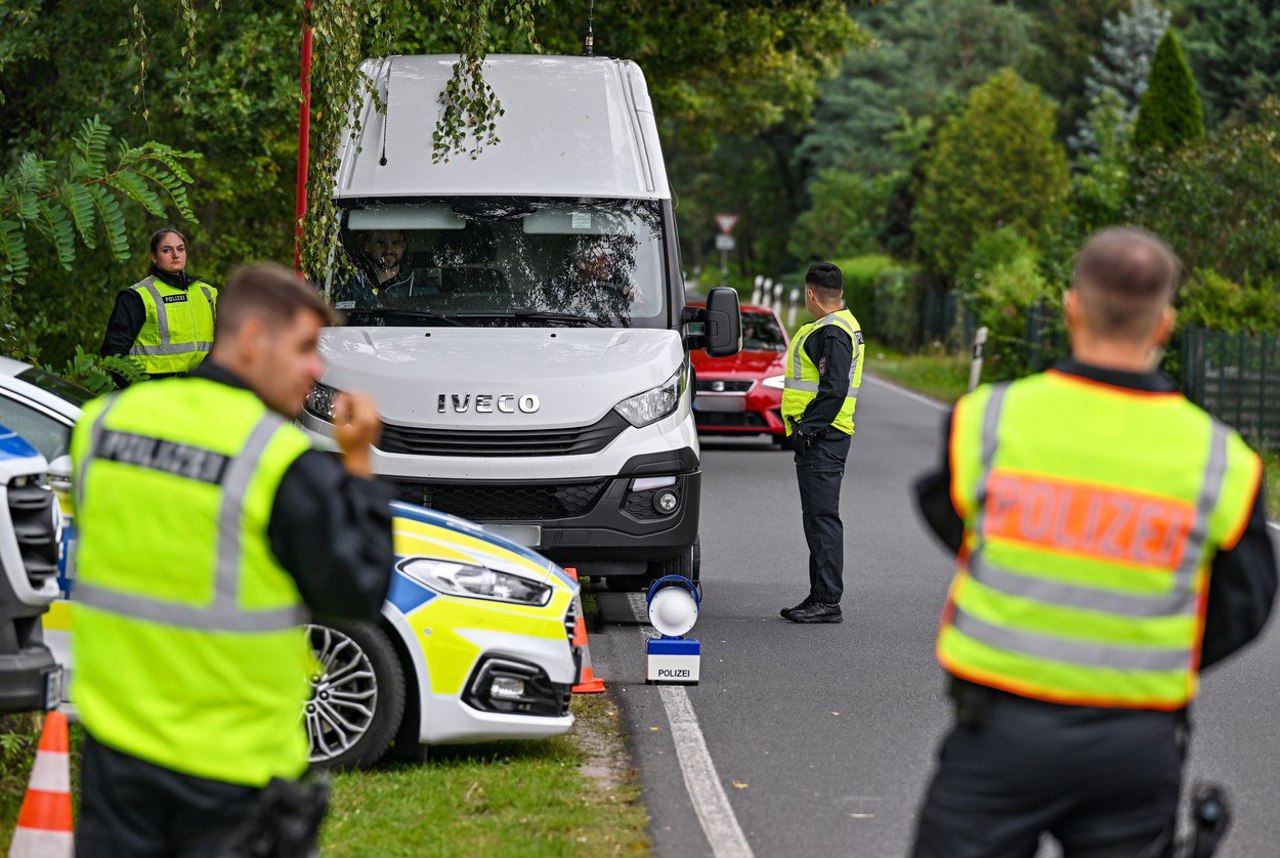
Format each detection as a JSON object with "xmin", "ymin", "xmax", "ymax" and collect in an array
[{"xmin": 294, "ymin": 0, "xmax": 314, "ymax": 273}]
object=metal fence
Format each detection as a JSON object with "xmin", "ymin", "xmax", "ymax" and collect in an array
[{"xmin": 1180, "ymin": 328, "xmax": 1280, "ymax": 455}]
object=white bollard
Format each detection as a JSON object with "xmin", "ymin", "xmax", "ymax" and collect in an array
[
  {"xmin": 968, "ymin": 327, "xmax": 989, "ymax": 392},
  {"xmin": 762, "ymin": 278, "xmax": 774, "ymax": 309},
  {"xmin": 788, "ymin": 288, "xmax": 800, "ymax": 327},
  {"xmin": 773, "ymin": 281, "xmax": 784, "ymax": 311}
]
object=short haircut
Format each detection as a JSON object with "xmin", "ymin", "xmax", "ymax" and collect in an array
[
  {"xmin": 150, "ymin": 227, "xmax": 187, "ymax": 254},
  {"xmin": 215, "ymin": 263, "xmax": 335, "ymax": 339},
  {"xmin": 806, "ymin": 262, "xmax": 844, "ymax": 300},
  {"xmin": 1072, "ymin": 227, "xmax": 1181, "ymax": 340}
]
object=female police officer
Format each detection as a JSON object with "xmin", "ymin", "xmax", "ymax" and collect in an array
[{"xmin": 100, "ymin": 227, "xmax": 218, "ymax": 383}]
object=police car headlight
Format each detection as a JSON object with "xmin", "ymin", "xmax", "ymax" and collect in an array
[
  {"xmin": 398, "ymin": 558, "xmax": 553, "ymax": 607},
  {"xmin": 614, "ymin": 364, "xmax": 687, "ymax": 428},
  {"xmin": 762, "ymin": 375, "xmax": 786, "ymax": 390},
  {"xmin": 305, "ymin": 382, "xmax": 341, "ymax": 422}
]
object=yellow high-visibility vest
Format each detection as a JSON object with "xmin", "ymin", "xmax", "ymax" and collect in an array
[
  {"xmin": 128, "ymin": 276, "xmax": 218, "ymax": 374},
  {"xmin": 70, "ymin": 377, "xmax": 315, "ymax": 785},
  {"xmin": 939, "ymin": 370, "xmax": 1261, "ymax": 710},
  {"xmin": 780, "ymin": 308, "xmax": 864, "ymax": 436}
]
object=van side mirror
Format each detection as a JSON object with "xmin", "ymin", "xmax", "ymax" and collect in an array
[{"xmin": 686, "ymin": 287, "xmax": 741, "ymax": 358}]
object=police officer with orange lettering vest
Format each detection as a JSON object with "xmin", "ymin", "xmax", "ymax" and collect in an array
[
  {"xmin": 779, "ymin": 262, "xmax": 865, "ymax": 624},
  {"xmin": 910, "ymin": 228, "xmax": 1277, "ymax": 857},
  {"xmin": 101, "ymin": 227, "xmax": 217, "ymax": 384}
]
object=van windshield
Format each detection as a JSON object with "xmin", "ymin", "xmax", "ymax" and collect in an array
[{"xmin": 332, "ymin": 198, "xmax": 666, "ymax": 328}]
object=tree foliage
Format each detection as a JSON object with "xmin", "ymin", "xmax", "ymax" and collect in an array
[
  {"xmin": 802, "ymin": 0, "xmax": 1039, "ymax": 178},
  {"xmin": 1184, "ymin": 0, "xmax": 1280, "ymax": 126},
  {"xmin": 1129, "ymin": 98, "xmax": 1280, "ymax": 284},
  {"xmin": 913, "ymin": 69, "xmax": 1069, "ymax": 277},
  {"xmin": 1069, "ymin": 0, "xmax": 1170, "ymax": 153},
  {"xmin": 0, "ymin": 117, "xmax": 198, "ymax": 297},
  {"xmin": 1132, "ymin": 29, "xmax": 1205, "ymax": 152}
]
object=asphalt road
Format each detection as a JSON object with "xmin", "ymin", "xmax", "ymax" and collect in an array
[{"xmin": 588, "ymin": 374, "xmax": 1280, "ymax": 858}]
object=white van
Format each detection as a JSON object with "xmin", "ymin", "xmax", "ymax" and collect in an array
[{"xmin": 301, "ymin": 55, "xmax": 740, "ymax": 588}]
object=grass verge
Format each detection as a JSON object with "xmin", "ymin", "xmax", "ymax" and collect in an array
[
  {"xmin": 864, "ymin": 341, "xmax": 969, "ymax": 405},
  {"xmin": 2, "ymin": 697, "xmax": 647, "ymax": 857}
]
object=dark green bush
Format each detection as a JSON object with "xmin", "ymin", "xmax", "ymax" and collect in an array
[
  {"xmin": 831, "ymin": 254, "xmax": 893, "ymax": 328},
  {"xmin": 873, "ymin": 266, "xmax": 923, "ymax": 351}
]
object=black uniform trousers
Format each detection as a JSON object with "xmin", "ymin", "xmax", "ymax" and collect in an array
[
  {"xmin": 911, "ymin": 685, "xmax": 1185, "ymax": 858},
  {"xmin": 77, "ymin": 733, "xmax": 264, "ymax": 858},
  {"xmin": 794, "ymin": 430, "xmax": 851, "ymax": 604}
]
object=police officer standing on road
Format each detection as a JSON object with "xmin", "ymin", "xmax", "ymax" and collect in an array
[
  {"xmin": 101, "ymin": 227, "xmax": 219, "ymax": 384},
  {"xmin": 910, "ymin": 228, "xmax": 1277, "ymax": 857},
  {"xmin": 72, "ymin": 264, "xmax": 395, "ymax": 856},
  {"xmin": 779, "ymin": 262, "xmax": 865, "ymax": 624}
]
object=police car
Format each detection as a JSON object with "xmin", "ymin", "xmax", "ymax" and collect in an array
[{"xmin": 0, "ymin": 357, "xmax": 579, "ymax": 766}]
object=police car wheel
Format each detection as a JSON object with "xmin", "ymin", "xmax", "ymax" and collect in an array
[{"xmin": 304, "ymin": 620, "xmax": 406, "ymax": 770}]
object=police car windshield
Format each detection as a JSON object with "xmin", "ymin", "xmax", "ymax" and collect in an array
[{"xmin": 332, "ymin": 198, "xmax": 666, "ymax": 329}]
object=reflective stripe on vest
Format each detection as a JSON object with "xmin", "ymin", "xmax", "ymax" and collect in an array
[
  {"xmin": 74, "ymin": 399, "xmax": 303, "ymax": 633},
  {"xmin": 783, "ymin": 313, "xmax": 863, "ymax": 397},
  {"xmin": 128, "ymin": 278, "xmax": 216, "ymax": 358},
  {"xmin": 937, "ymin": 372, "xmax": 1257, "ymax": 709}
]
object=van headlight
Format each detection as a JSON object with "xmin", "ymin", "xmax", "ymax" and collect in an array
[
  {"xmin": 613, "ymin": 364, "xmax": 687, "ymax": 428},
  {"xmin": 398, "ymin": 558, "xmax": 553, "ymax": 606},
  {"xmin": 305, "ymin": 382, "xmax": 341, "ymax": 421}
]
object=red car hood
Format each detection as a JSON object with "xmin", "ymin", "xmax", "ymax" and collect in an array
[{"xmin": 692, "ymin": 349, "xmax": 786, "ymax": 377}]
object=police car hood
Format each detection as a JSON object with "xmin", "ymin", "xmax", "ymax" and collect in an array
[{"xmin": 319, "ymin": 326, "xmax": 684, "ymax": 430}]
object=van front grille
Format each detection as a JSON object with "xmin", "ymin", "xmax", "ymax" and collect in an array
[{"xmin": 378, "ymin": 412, "xmax": 630, "ymax": 457}]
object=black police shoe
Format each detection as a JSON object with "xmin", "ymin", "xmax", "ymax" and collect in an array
[
  {"xmin": 787, "ymin": 601, "xmax": 842, "ymax": 624},
  {"xmin": 780, "ymin": 596, "xmax": 815, "ymax": 620}
]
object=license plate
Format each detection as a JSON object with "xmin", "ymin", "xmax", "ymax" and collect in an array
[
  {"xmin": 43, "ymin": 667, "xmax": 65, "ymax": 710},
  {"xmin": 693, "ymin": 396, "xmax": 746, "ymax": 413},
  {"xmin": 482, "ymin": 524, "xmax": 543, "ymax": 548}
]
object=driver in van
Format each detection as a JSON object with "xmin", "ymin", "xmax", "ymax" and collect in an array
[{"xmin": 333, "ymin": 230, "xmax": 433, "ymax": 305}]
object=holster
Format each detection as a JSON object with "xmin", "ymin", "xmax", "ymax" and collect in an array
[{"xmin": 214, "ymin": 774, "xmax": 331, "ymax": 858}]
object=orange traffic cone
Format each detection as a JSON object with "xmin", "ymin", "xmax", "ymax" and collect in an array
[
  {"xmin": 564, "ymin": 567, "xmax": 605, "ymax": 693},
  {"xmin": 8, "ymin": 711, "xmax": 74, "ymax": 858}
]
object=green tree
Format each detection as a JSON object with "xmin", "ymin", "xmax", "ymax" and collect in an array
[
  {"xmin": 913, "ymin": 69, "xmax": 1069, "ymax": 277},
  {"xmin": 1184, "ymin": 0, "xmax": 1280, "ymax": 126},
  {"xmin": 801, "ymin": 0, "xmax": 1040, "ymax": 178},
  {"xmin": 786, "ymin": 169, "xmax": 897, "ymax": 261},
  {"xmin": 1129, "ymin": 98, "xmax": 1280, "ymax": 284},
  {"xmin": 1132, "ymin": 29, "xmax": 1205, "ymax": 152}
]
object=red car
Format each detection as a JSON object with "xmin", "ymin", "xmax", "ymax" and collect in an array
[{"xmin": 690, "ymin": 303, "xmax": 790, "ymax": 446}]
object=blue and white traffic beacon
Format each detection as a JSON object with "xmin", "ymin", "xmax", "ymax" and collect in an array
[{"xmin": 645, "ymin": 576, "xmax": 700, "ymax": 685}]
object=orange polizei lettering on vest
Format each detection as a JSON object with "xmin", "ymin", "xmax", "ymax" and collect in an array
[{"xmin": 982, "ymin": 471, "xmax": 1194, "ymax": 569}]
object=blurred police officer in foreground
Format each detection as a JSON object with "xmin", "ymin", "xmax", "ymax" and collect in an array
[
  {"xmin": 779, "ymin": 262, "xmax": 865, "ymax": 624},
  {"xmin": 910, "ymin": 228, "xmax": 1277, "ymax": 857},
  {"xmin": 101, "ymin": 227, "xmax": 218, "ymax": 384},
  {"xmin": 72, "ymin": 263, "xmax": 395, "ymax": 856}
]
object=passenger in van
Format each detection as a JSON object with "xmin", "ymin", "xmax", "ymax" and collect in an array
[
  {"xmin": 544, "ymin": 234, "xmax": 647, "ymax": 322},
  {"xmin": 334, "ymin": 229, "xmax": 434, "ymax": 304}
]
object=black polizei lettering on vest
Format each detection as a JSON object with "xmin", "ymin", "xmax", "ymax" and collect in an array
[
  {"xmin": 161, "ymin": 294, "xmax": 189, "ymax": 304},
  {"xmin": 95, "ymin": 429, "xmax": 230, "ymax": 485}
]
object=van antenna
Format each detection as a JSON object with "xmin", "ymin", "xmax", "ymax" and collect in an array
[
  {"xmin": 583, "ymin": 0, "xmax": 595, "ymax": 57},
  {"xmin": 379, "ymin": 58, "xmax": 393, "ymax": 166}
]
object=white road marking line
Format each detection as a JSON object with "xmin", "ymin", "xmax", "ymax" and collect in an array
[
  {"xmin": 862, "ymin": 373, "xmax": 948, "ymax": 411},
  {"xmin": 627, "ymin": 594, "xmax": 755, "ymax": 858}
]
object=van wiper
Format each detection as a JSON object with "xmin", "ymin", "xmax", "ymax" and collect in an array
[
  {"xmin": 453, "ymin": 311, "xmax": 607, "ymax": 328},
  {"xmin": 345, "ymin": 307, "xmax": 464, "ymax": 327}
]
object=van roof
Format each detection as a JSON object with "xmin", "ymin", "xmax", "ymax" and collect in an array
[{"xmin": 336, "ymin": 55, "xmax": 670, "ymax": 201}]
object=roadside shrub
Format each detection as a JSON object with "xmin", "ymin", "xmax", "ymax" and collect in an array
[
  {"xmin": 1128, "ymin": 99, "xmax": 1280, "ymax": 284},
  {"xmin": 873, "ymin": 266, "xmax": 922, "ymax": 351},
  {"xmin": 1176, "ymin": 269, "xmax": 1280, "ymax": 335},
  {"xmin": 831, "ymin": 254, "xmax": 892, "ymax": 327},
  {"xmin": 788, "ymin": 170, "xmax": 899, "ymax": 262},
  {"xmin": 958, "ymin": 231, "xmax": 1060, "ymax": 380}
]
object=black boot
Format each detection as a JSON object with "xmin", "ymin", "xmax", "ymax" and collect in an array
[
  {"xmin": 780, "ymin": 596, "xmax": 816, "ymax": 620},
  {"xmin": 787, "ymin": 601, "xmax": 842, "ymax": 624}
]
